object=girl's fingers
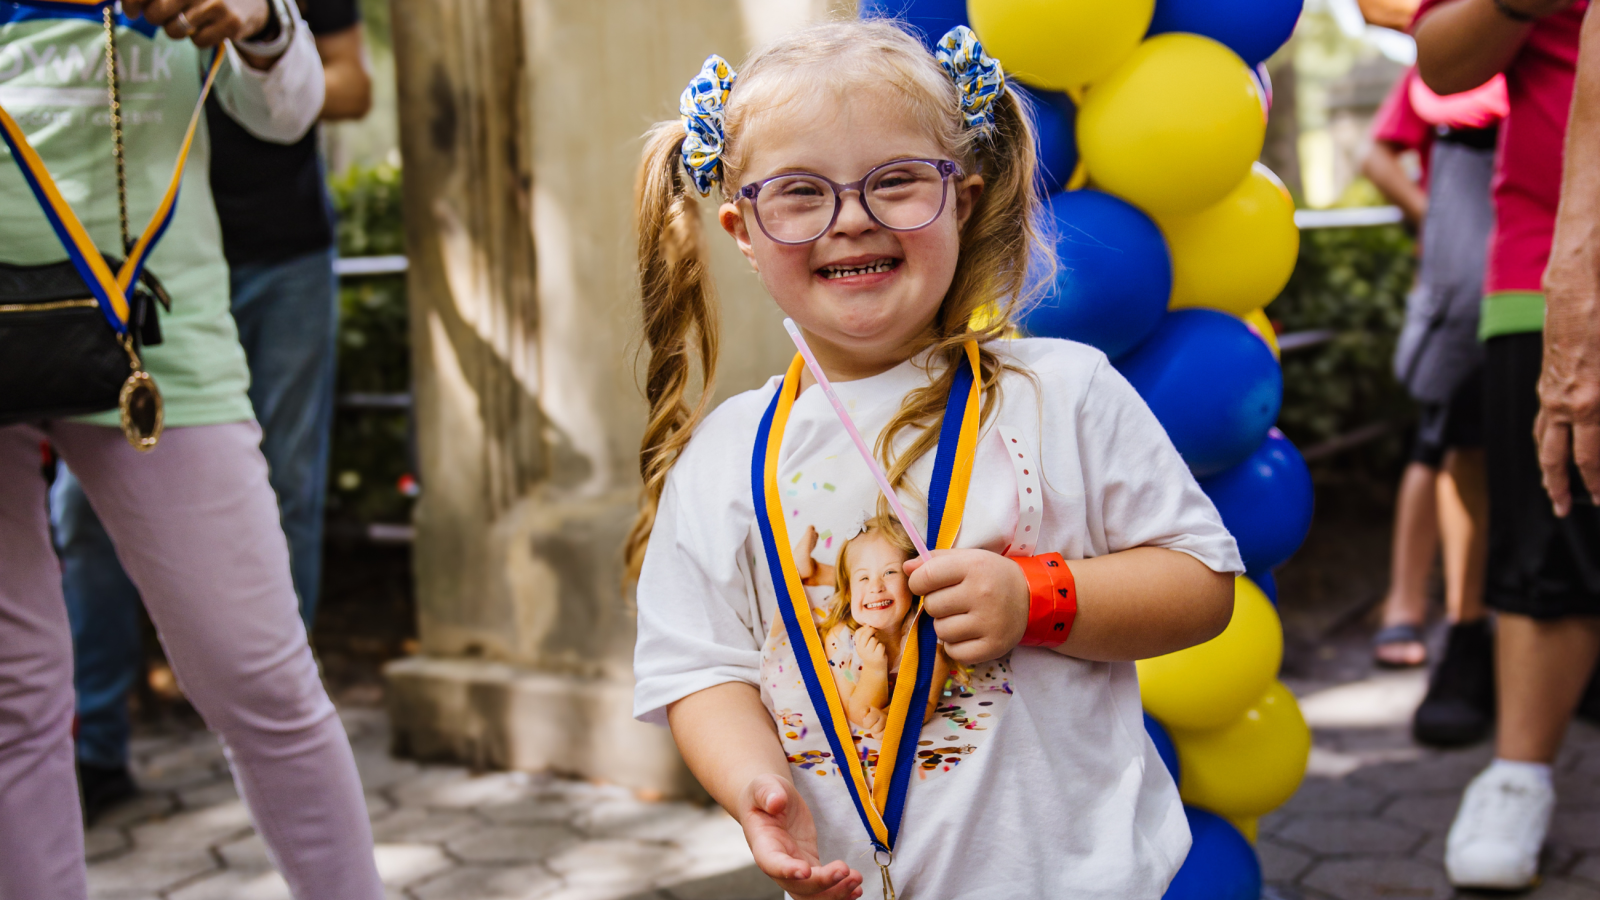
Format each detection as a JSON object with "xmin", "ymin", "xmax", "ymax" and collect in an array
[
  {"xmin": 928, "ymin": 610, "xmax": 984, "ymax": 644},
  {"xmin": 943, "ymin": 636, "xmax": 1006, "ymax": 665},
  {"xmin": 904, "ymin": 550, "xmax": 964, "ymax": 595},
  {"xmin": 779, "ymin": 861, "xmax": 862, "ymax": 898}
]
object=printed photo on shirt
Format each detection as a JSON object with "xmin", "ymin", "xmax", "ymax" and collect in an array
[{"xmin": 759, "ymin": 468, "xmax": 1012, "ymax": 787}]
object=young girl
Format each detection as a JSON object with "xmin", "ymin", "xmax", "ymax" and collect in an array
[{"xmin": 629, "ymin": 20, "xmax": 1241, "ymax": 900}]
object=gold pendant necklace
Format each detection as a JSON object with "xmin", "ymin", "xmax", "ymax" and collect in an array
[{"xmin": 103, "ymin": 6, "xmax": 163, "ymax": 451}]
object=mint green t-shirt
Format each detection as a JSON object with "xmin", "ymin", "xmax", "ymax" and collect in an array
[{"xmin": 1, "ymin": 16, "xmax": 252, "ymax": 427}]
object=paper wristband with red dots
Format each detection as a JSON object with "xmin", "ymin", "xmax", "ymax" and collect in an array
[{"xmin": 1013, "ymin": 552, "xmax": 1077, "ymax": 648}]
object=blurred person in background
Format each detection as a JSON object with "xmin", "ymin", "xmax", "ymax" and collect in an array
[
  {"xmin": 0, "ymin": 0, "xmax": 383, "ymax": 893},
  {"xmin": 1414, "ymin": 0, "xmax": 1597, "ymax": 889},
  {"xmin": 53, "ymin": 0, "xmax": 372, "ymax": 821},
  {"xmin": 1363, "ymin": 67, "xmax": 1505, "ymax": 751}
]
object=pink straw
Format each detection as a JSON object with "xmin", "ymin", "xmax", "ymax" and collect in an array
[{"xmin": 783, "ymin": 319, "xmax": 933, "ymax": 562}]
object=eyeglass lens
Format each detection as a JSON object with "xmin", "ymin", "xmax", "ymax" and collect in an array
[{"xmin": 754, "ymin": 160, "xmax": 947, "ymax": 243}]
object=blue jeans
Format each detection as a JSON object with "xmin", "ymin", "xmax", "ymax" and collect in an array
[{"xmin": 56, "ymin": 247, "xmax": 339, "ymax": 768}]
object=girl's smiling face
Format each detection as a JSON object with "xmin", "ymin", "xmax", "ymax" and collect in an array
[
  {"xmin": 845, "ymin": 532, "xmax": 915, "ymax": 631},
  {"xmin": 719, "ymin": 87, "xmax": 983, "ymax": 379}
]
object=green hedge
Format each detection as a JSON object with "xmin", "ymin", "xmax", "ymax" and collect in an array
[
  {"xmin": 326, "ymin": 164, "xmax": 412, "ymax": 525},
  {"xmin": 1271, "ymin": 223, "xmax": 1418, "ymax": 479}
]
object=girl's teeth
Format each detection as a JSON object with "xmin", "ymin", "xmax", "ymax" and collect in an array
[{"xmin": 822, "ymin": 259, "xmax": 896, "ymax": 279}]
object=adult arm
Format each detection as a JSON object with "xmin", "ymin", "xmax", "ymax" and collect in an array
[
  {"xmin": 1362, "ymin": 140, "xmax": 1429, "ymax": 226},
  {"xmin": 667, "ymin": 685, "xmax": 864, "ymax": 900},
  {"xmin": 1536, "ymin": 7, "xmax": 1600, "ymax": 516},
  {"xmin": 1412, "ymin": 0, "xmax": 1558, "ymax": 95},
  {"xmin": 119, "ymin": 0, "xmax": 323, "ymax": 142},
  {"xmin": 315, "ymin": 23, "xmax": 372, "ymax": 121}
]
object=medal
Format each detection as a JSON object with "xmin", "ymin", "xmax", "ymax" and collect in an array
[{"xmin": 752, "ymin": 341, "xmax": 982, "ymax": 896}]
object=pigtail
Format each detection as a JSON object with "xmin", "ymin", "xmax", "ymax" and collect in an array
[
  {"xmin": 625, "ymin": 122, "xmax": 721, "ymax": 579},
  {"xmin": 876, "ymin": 78, "xmax": 1047, "ymax": 509}
]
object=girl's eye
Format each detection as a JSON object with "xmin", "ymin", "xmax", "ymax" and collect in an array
[{"xmin": 777, "ymin": 180, "xmax": 825, "ymax": 197}]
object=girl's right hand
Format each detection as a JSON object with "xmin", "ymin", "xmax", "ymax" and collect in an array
[
  {"xmin": 739, "ymin": 773, "xmax": 864, "ymax": 899},
  {"xmin": 854, "ymin": 627, "xmax": 887, "ymax": 665}
]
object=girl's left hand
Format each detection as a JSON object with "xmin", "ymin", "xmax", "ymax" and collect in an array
[
  {"xmin": 121, "ymin": 0, "xmax": 270, "ymax": 49},
  {"xmin": 904, "ymin": 549, "xmax": 1028, "ymax": 665}
]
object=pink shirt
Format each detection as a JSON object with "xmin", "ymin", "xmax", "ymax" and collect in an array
[
  {"xmin": 1416, "ymin": 0, "xmax": 1589, "ymax": 294},
  {"xmin": 1372, "ymin": 68, "xmax": 1437, "ymax": 188}
]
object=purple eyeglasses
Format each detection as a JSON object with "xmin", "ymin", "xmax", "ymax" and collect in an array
[{"xmin": 736, "ymin": 158, "xmax": 963, "ymax": 245}]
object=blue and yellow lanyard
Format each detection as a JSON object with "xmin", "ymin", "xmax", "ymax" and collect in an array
[
  {"xmin": 0, "ymin": 0, "xmax": 223, "ymax": 335},
  {"xmin": 752, "ymin": 341, "xmax": 982, "ymax": 898}
]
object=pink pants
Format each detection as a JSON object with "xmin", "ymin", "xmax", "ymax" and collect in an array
[{"xmin": 0, "ymin": 421, "xmax": 382, "ymax": 899}]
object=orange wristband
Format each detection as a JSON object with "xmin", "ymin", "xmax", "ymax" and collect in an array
[{"xmin": 1013, "ymin": 553, "xmax": 1077, "ymax": 648}]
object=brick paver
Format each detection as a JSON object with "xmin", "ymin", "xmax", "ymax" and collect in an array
[
  {"xmin": 87, "ymin": 659, "xmax": 1600, "ymax": 899},
  {"xmin": 1266, "ymin": 661, "xmax": 1600, "ymax": 900},
  {"xmin": 85, "ymin": 707, "xmax": 779, "ymax": 900}
]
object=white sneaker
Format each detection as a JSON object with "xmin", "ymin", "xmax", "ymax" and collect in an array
[{"xmin": 1445, "ymin": 763, "xmax": 1555, "ymax": 889}]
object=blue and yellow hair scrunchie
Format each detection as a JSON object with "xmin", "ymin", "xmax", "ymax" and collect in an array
[
  {"xmin": 679, "ymin": 54, "xmax": 738, "ymax": 196},
  {"xmin": 935, "ymin": 25, "xmax": 1005, "ymax": 137}
]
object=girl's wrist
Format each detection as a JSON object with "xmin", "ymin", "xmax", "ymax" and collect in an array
[{"xmin": 1012, "ymin": 553, "xmax": 1078, "ymax": 648}]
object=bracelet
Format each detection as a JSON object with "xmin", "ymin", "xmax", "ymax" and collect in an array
[
  {"xmin": 1490, "ymin": 0, "xmax": 1538, "ymax": 22},
  {"xmin": 1013, "ymin": 553, "xmax": 1077, "ymax": 648}
]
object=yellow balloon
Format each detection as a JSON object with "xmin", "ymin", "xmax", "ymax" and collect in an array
[
  {"xmin": 1078, "ymin": 34, "xmax": 1266, "ymax": 216},
  {"xmin": 1138, "ymin": 577, "xmax": 1281, "ymax": 731},
  {"xmin": 1241, "ymin": 308, "xmax": 1280, "ymax": 359},
  {"xmin": 1173, "ymin": 681, "xmax": 1312, "ymax": 819},
  {"xmin": 1162, "ymin": 164, "xmax": 1300, "ymax": 315},
  {"xmin": 1226, "ymin": 815, "xmax": 1258, "ymax": 844},
  {"xmin": 967, "ymin": 0, "xmax": 1154, "ymax": 90}
]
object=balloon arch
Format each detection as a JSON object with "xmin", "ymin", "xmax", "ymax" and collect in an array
[{"xmin": 862, "ymin": 2, "xmax": 1313, "ymax": 896}]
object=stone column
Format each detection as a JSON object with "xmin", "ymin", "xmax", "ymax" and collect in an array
[{"xmin": 384, "ymin": 0, "xmax": 850, "ymax": 796}]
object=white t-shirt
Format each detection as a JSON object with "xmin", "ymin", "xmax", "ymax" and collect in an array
[{"xmin": 634, "ymin": 338, "xmax": 1243, "ymax": 899}]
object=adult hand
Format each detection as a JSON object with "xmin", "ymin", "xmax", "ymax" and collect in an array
[
  {"xmin": 904, "ymin": 549, "xmax": 1028, "ymax": 665},
  {"xmin": 121, "ymin": 0, "xmax": 270, "ymax": 49},
  {"xmin": 1536, "ymin": 272, "xmax": 1600, "ymax": 516},
  {"xmin": 738, "ymin": 774, "xmax": 863, "ymax": 900}
]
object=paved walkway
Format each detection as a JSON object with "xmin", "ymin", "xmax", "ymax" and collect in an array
[
  {"xmin": 1265, "ymin": 662, "xmax": 1600, "ymax": 900},
  {"xmin": 87, "ymin": 657, "xmax": 1600, "ymax": 899},
  {"xmin": 85, "ymin": 706, "xmax": 777, "ymax": 900}
]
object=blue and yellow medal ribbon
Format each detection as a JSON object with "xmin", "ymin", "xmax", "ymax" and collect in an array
[
  {"xmin": 0, "ymin": 16, "xmax": 224, "ymax": 333},
  {"xmin": 751, "ymin": 341, "xmax": 982, "ymax": 858}
]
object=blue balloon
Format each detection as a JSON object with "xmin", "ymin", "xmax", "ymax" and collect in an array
[
  {"xmin": 1020, "ymin": 190, "xmax": 1171, "ymax": 360},
  {"xmin": 1014, "ymin": 84, "xmax": 1079, "ymax": 194},
  {"xmin": 859, "ymin": 0, "xmax": 968, "ymax": 51},
  {"xmin": 1165, "ymin": 808, "xmax": 1263, "ymax": 900},
  {"xmin": 1201, "ymin": 428, "xmax": 1313, "ymax": 572},
  {"xmin": 1148, "ymin": 0, "xmax": 1305, "ymax": 67},
  {"xmin": 1145, "ymin": 713, "xmax": 1181, "ymax": 786},
  {"xmin": 1116, "ymin": 309, "xmax": 1282, "ymax": 477},
  {"xmin": 1247, "ymin": 567, "xmax": 1279, "ymax": 606}
]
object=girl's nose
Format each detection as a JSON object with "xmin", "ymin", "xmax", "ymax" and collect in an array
[{"xmin": 830, "ymin": 189, "xmax": 876, "ymax": 237}]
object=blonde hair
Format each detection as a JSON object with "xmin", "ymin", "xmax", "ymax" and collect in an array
[
  {"xmin": 820, "ymin": 515, "xmax": 918, "ymax": 635},
  {"xmin": 625, "ymin": 19, "xmax": 1046, "ymax": 577}
]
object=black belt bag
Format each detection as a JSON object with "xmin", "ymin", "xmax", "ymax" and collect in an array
[{"xmin": 0, "ymin": 257, "xmax": 169, "ymax": 437}]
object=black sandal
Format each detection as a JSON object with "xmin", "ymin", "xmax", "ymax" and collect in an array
[{"xmin": 1372, "ymin": 623, "xmax": 1428, "ymax": 669}]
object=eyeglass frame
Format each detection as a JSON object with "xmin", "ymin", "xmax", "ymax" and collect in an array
[{"xmin": 735, "ymin": 158, "xmax": 964, "ymax": 246}]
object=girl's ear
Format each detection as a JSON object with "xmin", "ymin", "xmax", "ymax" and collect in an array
[
  {"xmin": 719, "ymin": 201, "xmax": 760, "ymax": 270},
  {"xmin": 954, "ymin": 174, "xmax": 985, "ymax": 230}
]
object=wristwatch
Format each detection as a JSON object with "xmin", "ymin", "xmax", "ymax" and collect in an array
[
  {"xmin": 1490, "ymin": 0, "xmax": 1539, "ymax": 22},
  {"xmin": 237, "ymin": 0, "xmax": 296, "ymax": 57}
]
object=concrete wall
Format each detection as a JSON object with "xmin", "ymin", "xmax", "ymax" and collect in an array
[{"xmin": 387, "ymin": 0, "xmax": 851, "ymax": 795}]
